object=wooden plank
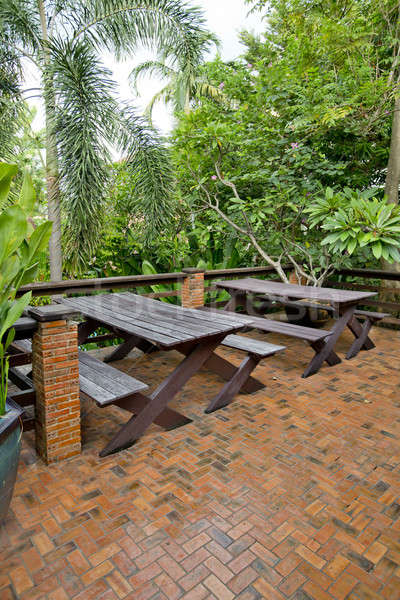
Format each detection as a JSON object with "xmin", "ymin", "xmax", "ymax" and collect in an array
[
  {"xmin": 78, "ymin": 352, "xmax": 148, "ymax": 404},
  {"xmin": 9, "ymin": 389, "xmax": 36, "ymax": 407},
  {"xmin": 8, "ymin": 367, "xmax": 33, "ymax": 391},
  {"xmin": 247, "ymin": 317, "xmax": 332, "ymax": 341},
  {"xmin": 354, "ymin": 309, "xmax": 389, "ymax": 320},
  {"xmin": 112, "ymin": 293, "xmax": 232, "ymax": 337},
  {"xmin": 221, "ymin": 335, "xmax": 285, "ymax": 357},
  {"xmin": 206, "ymin": 355, "xmax": 260, "ymax": 413},
  {"xmin": 115, "ymin": 292, "xmax": 250, "ymax": 328},
  {"xmin": 70, "ymin": 295, "xmax": 200, "ymax": 341},
  {"xmin": 63, "ymin": 297, "xmax": 179, "ymax": 346},
  {"xmin": 203, "ymin": 265, "xmax": 288, "ymax": 280}
]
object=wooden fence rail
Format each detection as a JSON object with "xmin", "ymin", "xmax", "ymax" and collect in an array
[{"xmin": 16, "ymin": 265, "xmax": 400, "ymax": 325}]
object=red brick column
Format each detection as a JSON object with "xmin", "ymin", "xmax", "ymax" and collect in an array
[
  {"xmin": 28, "ymin": 305, "xmax": 81, "ymax": 464},
  {"xmin": 181, "ymin": 268, "xmax": 205, "ymax": 308}
]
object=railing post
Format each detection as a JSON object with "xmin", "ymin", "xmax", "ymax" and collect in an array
[
  {"xmin": 28, "ymin": 305, "xmax": 81, "ymax": 464},
  {"xmin": 181, "ymin": 268, "xmax": 205, "ymax": 308}
]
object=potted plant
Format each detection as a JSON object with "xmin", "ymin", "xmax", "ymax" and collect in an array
[{"xmin": 0, "ymin": 163, "xmax": 52, "ymax": 522}]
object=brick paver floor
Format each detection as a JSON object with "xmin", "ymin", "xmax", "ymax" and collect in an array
[{"xmin": 1, "ymin": 323, "xmax": 400, "ymax": 599}]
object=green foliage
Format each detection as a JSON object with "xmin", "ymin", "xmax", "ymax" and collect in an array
[
  {"xmin": 0, "ymin": 163, "xmax": 52, "ymax": 415},
  {"xmin": 1, "ymin": 0, "xmax": 213, "ymax": 272},
  {"xmin": 306, "ymin": 189, "xmax": 400, "ymax": 262}
]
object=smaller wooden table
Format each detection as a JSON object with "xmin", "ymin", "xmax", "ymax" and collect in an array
[{"xmin": 216, "ymin": 278, "xmax": 377, "ymax": 376}]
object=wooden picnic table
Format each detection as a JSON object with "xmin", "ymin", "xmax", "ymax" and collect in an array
[
  {"xmin": 215, "ymin": 278, "xmax": 377, "ymax": 377},
  {"xmin": 62, "ymin": 292, "xmax": 284, "ymax": 453}
]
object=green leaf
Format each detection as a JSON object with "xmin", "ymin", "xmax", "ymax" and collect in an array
[
  {"xmin": 372, "ymin": 242, "xmax": 382, "ymax": 259},
  {"xmin": 0, "ymin": 205, "xmax": 27, "ymax": 264},
  {"xmin": 18, "ymin": 172, "xmax": 36, "ymax": 215},
  {"xmin": 0, "ymin": 163, "xmax": 18, "ymax": 209},
  {"xmin": 26, "ymin": 222, "xmax": 53, "ymax": 263},
  {"xmin": 0, "ymin": 292, "xmax": 32, "ymax": 341}
]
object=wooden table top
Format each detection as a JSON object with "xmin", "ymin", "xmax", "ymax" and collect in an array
[
  {"xmin": 63, "ymin": 292, "xmax": 252, "ymax": 348},
  {"xmin": 216, "ymin": 278, "xmax": 377, "ymax": 305}
]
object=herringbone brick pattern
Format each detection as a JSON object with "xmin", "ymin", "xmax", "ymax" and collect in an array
[{"xmin": 1, "ymin": 324, "xmax": 400, "ymax": 599}]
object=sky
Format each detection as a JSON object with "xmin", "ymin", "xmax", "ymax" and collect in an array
[{"xmin": 27, "ymin": 0, "xmax": 265, "ymax": 134}]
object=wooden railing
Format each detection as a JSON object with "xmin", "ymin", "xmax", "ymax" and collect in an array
[
  {"xmin": 17, "ymin": 265, "xmax": 281, "ymax": 300},
  {"xmin": 16, "ymin": 265, "xmax": 400, "ymax": 325}
]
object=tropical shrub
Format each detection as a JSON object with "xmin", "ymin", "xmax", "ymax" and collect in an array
[{"xmin": 0, "ymin": 164, "xmax": 52, "ymax": 415}]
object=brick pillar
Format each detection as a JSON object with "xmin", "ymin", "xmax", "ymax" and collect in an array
[
  {"xmin": 181, "ymin": 268, "xmax": 205, "ymax": 308},
  {"xmin": 28, "ymin": 305, "xmax": 81, "ymax": 464}
]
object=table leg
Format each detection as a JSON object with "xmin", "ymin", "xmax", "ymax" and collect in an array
[
  {"xmin": 346, "ymin": 315, "xmax": 375, "ymax": 355},
  {"xmin": 99, "ymin": 334, "xmax": 225, "ymax": 456},
  {"xmin": 205, "ymin": 354, "xmax": 261, "ymax": 413},
  {"xmin": 104, "ymin": 335, "xmax": 141, "ymax": 363},
  {"xmin": 115, "ymin": 393, "xmax": 191, "ymax": 430},
  {"xmin": 346, "ymin": 317, "xmax": 375, "ymax": 359},
  {"xmin": 78, "ymin": 319, "xmax": 100, "ymax": 345},
  {"xmin": 302, "ymin": 306, "xmax": 355, "ymax": 378},
  {"xmin": 224, "ymin": 292, "xmax": 247, "ymax": 312},
  {"xmin": 309, "ymin": 340, "xmax": 341, "ymax": 367}
]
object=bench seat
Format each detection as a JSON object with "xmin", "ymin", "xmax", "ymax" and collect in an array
[
  {"xmin": 354, "ymin": 309, "xmax": 389, "ymax": 321},
  {"xmin": 244, "ymin": 316, "xmax": 332, "ymax": 342},
  {"xmin": 78, "ymin": 351, "xmax": 148, "ymax": 406},
  {"xmin": 221, "ymin": 334, "xmax": 285, "ymax": 358}
]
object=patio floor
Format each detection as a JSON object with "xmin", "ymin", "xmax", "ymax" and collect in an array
[{"xmin": 1, "ymin": 323, "xmax": 400, "ymax": 599}]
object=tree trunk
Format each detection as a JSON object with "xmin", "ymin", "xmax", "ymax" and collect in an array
[
  {"xmin": 38, "ymin": 0, "xmax": 63, "ymax": 281},
  {"xmin": 382, "ymin": 95, "xmax": 400, "ymax": 294},
  {"xmin": 384, "ymin": 95, "xmax": 400, "ymax": 205}
]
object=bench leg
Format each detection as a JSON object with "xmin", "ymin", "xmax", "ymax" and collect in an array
[
  {"xmin": 346, "ymin": 318, "xmax": 374, "ymax": 360},
  {"xmin": 346, "ymin": 316, "xmax": 375, "ymax": 355},
  {"xmin": 302, "ymin": 307, "xmax": 354, "ymax": 378},
  {"xmin": 206, "ymin": 355, "xmax": 261, "ymax": 413},
  {"xmin": 99, "ymin": 335, "xmax": 225, "ymax": 456},
  {"xmin": 203, "ymin": 353, "xmax": 265, "ymax": 394}
]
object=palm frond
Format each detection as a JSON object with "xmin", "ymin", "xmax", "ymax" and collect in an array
[
  {"xmin": 0, "ymin": 0, "xmax": 41, "ymax": 52},
  {"xmin": 0, "ymin": 35, "xmax": 26, "ymax": 160},
  {"xmin": 72, "ymin": 0, "xmax": 210, "ymax": 61},
  {"xmin": 47, "ymin": 37, "xmax": 116, "ymax": 270},
  {"xmin": 143, "ymin": 83, "xmax": 175, "ymax": 123},
  {"xmin": 116, "ymin": 107, "xmax": 176, "ymax": 239},
  {"xmin": 130, "ymin": 59, "xmax": 175, "ymax": 92}
]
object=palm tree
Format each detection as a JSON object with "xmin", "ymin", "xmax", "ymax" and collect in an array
[
  {"xmin": 131, "ymin": 31, "xmax": 226, "ymax": 123},
  {"xmin": 0, "ymin": 0, "xmax": 209, "ymax": 278}
]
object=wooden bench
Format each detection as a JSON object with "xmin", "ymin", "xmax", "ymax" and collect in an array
[
  {"xmin": 248, "ymin": 296, "xmax": 389, "ymax": 361},
  {"xmin": 198, "ymin": 334, "xmax": 286, "ymax": 413},
  {"xmin": 10, "ymin": 340, "xmax": 185, "ymax": 456},
  {"xmin": 346, "ymin": 310, "xmax": 389, "ymax": 359},
  {"xmin": 239, "ymin": 317, "xmax": 339, "ymax": 378},
  {"xmin": 198, "ymin": 307, "xmax": 337, "ymax": 378}
]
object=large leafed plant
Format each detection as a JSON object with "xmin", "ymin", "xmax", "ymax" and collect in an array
[{"xmin": 0, "ymin": 163, "xmax": 52, "ymax": 416}]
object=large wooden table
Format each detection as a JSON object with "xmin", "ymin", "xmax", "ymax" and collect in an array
[
  {"xmin": 216, "ymin": 278, "xmax": 377, "ymax": 376},
  {"xmin": 63, "ymin": 292, "xmax": 274, "ymax": 447}
]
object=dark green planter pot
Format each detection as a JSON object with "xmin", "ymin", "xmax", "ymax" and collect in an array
[{"xmin": 0, "ymin": 399, "xmax": 22, "ymax": 523}]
